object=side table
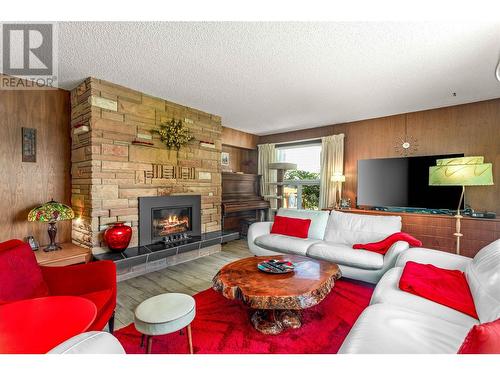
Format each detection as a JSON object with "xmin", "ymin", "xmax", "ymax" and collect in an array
[{"xmin": 35, "ymin": 242, "xmax": 92, "ymax": 266}]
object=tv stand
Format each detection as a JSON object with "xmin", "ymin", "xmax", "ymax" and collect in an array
[
  {"xmin": 335, "ymin": 208, "xmax": 500, "ymax": 258},
  {"xmin": 368, "ymin": 206, "xmax": 454, "ymax": 215}
]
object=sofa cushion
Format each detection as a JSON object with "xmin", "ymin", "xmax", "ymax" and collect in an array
[
  {"xmin": 372, "ymin": 268, "xmax": 480, "ymax": 327},
  {"xmin": 254, "ymin": 234, "xmax": 320, "ymax": 256},
  {"xmin": 399, "ymin": 261, "xmax": 478, "ymax": 319},
  {"xmin": 465, "ymin": 239, "xmax": 500, "ymax": 323},
  {"xmin": 276, "ymin": 208, "xmax": 329, "ymax": 240},
  {"xmin": 324, "ymin": 211, "xmax": 401, "ymax": 246},
  {"xmin": 307, "ymin": 241, "xmax": 384, "ymax": 270},
  {"xmin": 458, "ymin": 319, "xmax": 500, "ymax": 354},
  {"xmin": 271, "ymin": 215, "xmax": 311, "ymax": 238},
  {"xmin": 0, "ymin": 239, "xmax": 49, "ymax": 304},
  {"xmin": 338, "ymin": 304, "xmax": 473, "ymax": 354}
]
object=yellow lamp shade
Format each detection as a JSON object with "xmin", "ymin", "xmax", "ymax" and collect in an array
[
  {"xmin": 429, "ymin": 156, "xmax": 494, "ymax": 186},
  {"xmin": 331, "ymin": 173, "xmax": 346, "ymax": 182}
]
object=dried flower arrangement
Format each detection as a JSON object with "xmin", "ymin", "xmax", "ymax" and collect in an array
[{"xmin": 153, "ymin": 119, "xmax": 193, "ymax": 150}]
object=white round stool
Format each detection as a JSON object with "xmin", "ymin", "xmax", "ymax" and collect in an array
[{"xmin": 134, "ymin": 293, "xmax": 195, "ymax": 354}]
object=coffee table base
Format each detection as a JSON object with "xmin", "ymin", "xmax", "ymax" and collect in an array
[{"xmin": 251, "ymin": 309, "xmax": 301, "ymax": 335}]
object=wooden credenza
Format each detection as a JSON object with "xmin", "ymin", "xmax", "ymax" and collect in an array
[
  {"xmin": 35, "ymin": 242, "xmax": 92, "ymax": 266},
  {"xmin": 334, "ymin": 208, "xmax": 500, "ymax": 258}
]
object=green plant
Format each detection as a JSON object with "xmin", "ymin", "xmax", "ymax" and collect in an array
[
  {"xmin": 285, "ymin": 170, "xmax": 320, "ymax": 209},
  {"xmin": 153, "ymin": 119, "xmax": 193, "ymax": 150}
]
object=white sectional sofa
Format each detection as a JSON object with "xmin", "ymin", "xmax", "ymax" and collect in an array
[
  {"xmin": 48, "ymin": 331, "xmax": 125, "ymax": 354},
  {"xmin": 339, "ymin": 239, "xmax": 500, "ymax": 353},
  {"xmin": 248, "ymin": 208, "xmax": 410, "ymax": 283}
]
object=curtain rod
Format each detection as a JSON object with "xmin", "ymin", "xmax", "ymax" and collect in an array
[{"xmin": 257, "ymin": 137, "xmax": 322, "ymax": 147}]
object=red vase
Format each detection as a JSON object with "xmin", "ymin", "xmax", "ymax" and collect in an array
[{"xmin": 104, "ymin": 222, "xmax": 132, "ymax": 252}]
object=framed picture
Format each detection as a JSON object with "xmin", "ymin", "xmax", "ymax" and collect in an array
[
  {"xmin": 221, "ymin": 152, "xmax": 230, "ymax": 166},
  {"xmin": 22, "ymin": 127, "xmax": 37, "ymax": 163},
  {"xmin": 26, "ymin": 235, "xmax": 39, "ymax": 251}
]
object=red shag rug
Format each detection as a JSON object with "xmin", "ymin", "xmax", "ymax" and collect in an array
[{"xmin": 114, "ymin": 279, "xmax": 373, "ymax": 354}]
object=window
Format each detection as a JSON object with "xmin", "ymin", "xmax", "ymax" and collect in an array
[{"xmin": 276, "ymin": 142, "xmax": 321, "ymax": 210}]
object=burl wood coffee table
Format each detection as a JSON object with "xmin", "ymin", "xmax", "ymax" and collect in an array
[{"xmin": 212, "ymin": 255, "xmax": 341, "ymax": 335}]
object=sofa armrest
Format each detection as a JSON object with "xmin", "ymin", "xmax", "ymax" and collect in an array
[
  {"xmin": 248, "ymin": 222, "xmax": 273, "ymax": 242},
  {"xmin": 47, "ymin": 331, "xmax": 125, "ymax": 354},
  {"xmin": 247, "ymin": 222, "xmax": 274, "ymax": 255},
  {"xmin": 381, "ymin": 241, "xmax": 410, "ymax": 271},
  {"xmin": 41, "ymin": 260, "xmax": 116, "ymax": 296},
  {"xmin": 395, "ymin": 248, "xmax": 472, "ymax": 271}
]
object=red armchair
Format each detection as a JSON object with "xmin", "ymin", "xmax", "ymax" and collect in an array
[{"xmin": 0, "ymin": 239, "xmax": 116, "ymax": 332}]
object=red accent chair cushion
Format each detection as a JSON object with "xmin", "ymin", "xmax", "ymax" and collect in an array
[
  {"xmin": 353, "ymin": 232, "xmax": 423, "ymax": 255},
  {"xmin": 0, "ymin": 240, "xmax": 49, "ymax": 304},
  {"xmin": 41, "ymin": 260, "xmax": 117, "ymax": 331},
  {"xmin": 458, "ymin": 319, "xmax": 500, "ymax": 354},
  {"xmin": 79, "ymin": 289, "xmax": 115, "ymax": 331},
  {"xmin": 0, "ymin": 239, "xmax": 117, "ymax": 331},
  {"xmin": 399, "ymin": 261, "xmax": 478, "ymax": 319},
  {"xmin": 271, "ymin": 216, "xmax": 312, "ymax": 239}
]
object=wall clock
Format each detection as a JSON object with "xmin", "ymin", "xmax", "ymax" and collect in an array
[{"xmin": 394, "ymin": 116, "xmax": 418, "ymax": 156}]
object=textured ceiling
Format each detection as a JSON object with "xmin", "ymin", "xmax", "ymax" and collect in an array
[{"xmin": 56, "ymin": 22, "xmax": 500, "ymax": 135}]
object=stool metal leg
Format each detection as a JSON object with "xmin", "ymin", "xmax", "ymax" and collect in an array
[
  {"xmin": 187, "ymin": 324, "xmax": 193, "ymax": 354},
  {"xmin": 146, "ymin": 335, "xmax": 153, "ymax": 354}
]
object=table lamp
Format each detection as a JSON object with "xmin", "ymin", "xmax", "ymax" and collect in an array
[
  {"xmin": 331, "ymin": 172, "xmax": 346, "ymax": 209},
  {"xmin": 28, "ymin": 199, "xmax": 75, "ymax": 251},
  {"xmin": 429, "ymin": 156, "xmax": 494, "ymax": 255}
]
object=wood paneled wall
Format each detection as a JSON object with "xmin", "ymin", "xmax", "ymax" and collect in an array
[
  {"xmin": 221, "ymin": 145, "xmax": 258, "ymax": 174},
  {"xmin": 222, "ymin": 126, "xmax": 258, "ymax": 174},
  {"xmin": 259, "ymin": 99, "xmax": 500, "ymax": 214},
  {"xmin": 0, "ymin": 86, "xmax": 71, "ymax": 244},
  {"xmin": 222, "ymin": 126, "xmax": 258, "ymax": 149}
]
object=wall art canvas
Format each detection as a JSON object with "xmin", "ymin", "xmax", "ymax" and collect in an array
[{"xmin": 22, "ymin": 127, "xmax": 37, "ymax": 162}]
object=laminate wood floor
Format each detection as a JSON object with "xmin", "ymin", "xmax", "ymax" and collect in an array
[{"xmin": 115, "ymin": 239, "xmax": 251, "ymax": 329}]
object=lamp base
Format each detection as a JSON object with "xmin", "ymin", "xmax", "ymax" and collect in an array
[
  {"xmin": 453, "ymin": 214, "xmax": 464, "ymax": 255},
  {"xmin": 45, "ymin": 221, "xmax": 61, "ymax": 252},
  {"xmin": 44, "ymin": 243, "xmax": 62, "ymax": 252}
]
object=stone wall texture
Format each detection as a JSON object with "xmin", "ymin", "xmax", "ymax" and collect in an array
[{"xmin": 70, "ymin": 78, "xmax": 222, "ymax": 252}]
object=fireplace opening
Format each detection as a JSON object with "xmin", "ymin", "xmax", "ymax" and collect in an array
[
  {"xmin": 139, "ymin": 195, "xmax": 201, "ymax": 247},
  {"xmin": 152, "ymin": 207, "xmax": 192, "ymax": 239}
]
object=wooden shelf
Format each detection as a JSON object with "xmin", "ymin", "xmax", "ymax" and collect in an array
[{"xmin": 35, "ymin": 242, "xmax": 92, "ymax": 267}]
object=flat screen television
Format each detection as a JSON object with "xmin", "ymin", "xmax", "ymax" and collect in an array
[{"xmin": 357, "ymin": 154, "xmax": 464, "ymax": 210}]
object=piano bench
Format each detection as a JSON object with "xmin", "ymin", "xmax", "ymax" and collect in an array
[{"xmin": 240, "ymin": 218, "xmax": 258, "ymax": 238}]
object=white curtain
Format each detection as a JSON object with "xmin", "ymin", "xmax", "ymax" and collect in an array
[
  {"xmin": 319, "ymin": 134, "xmax": 345, "ymax": 209},
  {"xmin": 258, "ymin": 143, "xmax": 277, "ymax": 209}
]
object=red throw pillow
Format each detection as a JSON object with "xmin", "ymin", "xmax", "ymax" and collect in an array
[
  {"xmin": 270, "ymin": 216, "xmax": 311, "ymax": 239},
  {"xmin": 399, "ymin": 261, "xmax": 478, "ymax": 319},
  {"xmin": 0, "ymin": 239, "xmax": 49, "ymax": 304},
  {"xmin": 353, "ymin": 232, "xmax": 422, "ymax": 255},
  {"xmin": 458, "ymin": 319, "xmax": 500, "ymax": 354}
]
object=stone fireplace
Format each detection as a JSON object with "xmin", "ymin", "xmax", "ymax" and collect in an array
[
  {"xmin": 138, "ymin": 195, "xmax": 201, "ymax": 246},
  {"xmin": 70, "ymin": 77, "xmax": 222, "ymax": 254}
]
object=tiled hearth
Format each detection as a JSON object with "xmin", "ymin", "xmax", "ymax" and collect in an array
[{"xmin": 95, "ymin": 230, "xmax": 239, "ymax": 281}]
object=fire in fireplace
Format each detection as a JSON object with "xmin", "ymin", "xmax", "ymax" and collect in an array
[
  {"xmin": 139, "ymin": 195, "xmax": 201, "ymax": 246},
  {"xmin": 152, "ymin": 207, "xmax": 192, "ymax": 237}
]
